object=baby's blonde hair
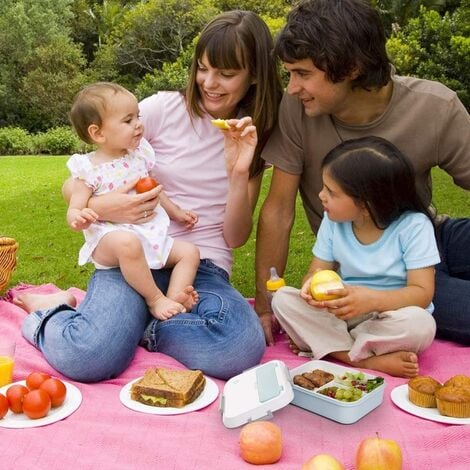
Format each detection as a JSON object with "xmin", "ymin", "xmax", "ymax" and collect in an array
[{"xmin": 70, "ymin": 82, "xmax": 132, "ymax": 144}]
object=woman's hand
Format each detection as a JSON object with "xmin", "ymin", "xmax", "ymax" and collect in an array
[
  {"xmin": 88, "ymin": 179, "xmax": 162, "ymax": 224},
  {"xmin": 223, "ymin": 117, "xmax": 257, "ymax": 177}
]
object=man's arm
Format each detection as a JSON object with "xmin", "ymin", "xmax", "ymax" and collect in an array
[{"xmin": 255, "ymin": 167, "xmax": 300, "ymax": 345}]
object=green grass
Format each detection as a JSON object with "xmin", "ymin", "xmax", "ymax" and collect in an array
[{"xmin": 1, "ymin": 156, "xmax": 469, "ymax": 297}]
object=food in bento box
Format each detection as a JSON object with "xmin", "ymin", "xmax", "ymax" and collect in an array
[
  {"xmin": 293, "ymin": 369, "xmax": 334, "ymax": 390},
  {"xmin": 407, "ymin": 376, "xmax": 442, "ymax": 408},
  {"xmin": 130, "ymin": 367, "xmax": 205, "ymax": 408}
]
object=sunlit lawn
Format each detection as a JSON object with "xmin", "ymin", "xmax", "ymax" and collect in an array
[{"xmin": 1, "ymin": 156, "xmax": 468, "ymax": 297}]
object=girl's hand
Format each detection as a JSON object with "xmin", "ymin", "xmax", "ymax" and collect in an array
[
  {"xmin": 223, "ymin": 117, "xmax": 257, "ymax": 177},
  {"xmin": 300, "ymin": 276, "xmax": 314, "ymax": 302},
  {"xmin": 320, "ymin": 285, "xmax": 375, "ymax": 320}
]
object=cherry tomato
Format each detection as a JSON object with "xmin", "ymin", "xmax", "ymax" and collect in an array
[
  {"xmin": 136, "ymin": 177, "xmax": 158, "ymax": 193},
  {"xmin": 0, "ymin": 393, "xmax": 8, "ymax": 419},
  {"xmin": 40, "ymin": 378, "xmax": 67, "ymax": 407},
  {"xmin": 6, "ymin": 384, "xmax": 29, "ymax": 413},
  {"xmin": 26, "ymin": 371, "xmax": 51, "ymax": 390},
  {"xmin": 22, "ymin": 389, "xmax": 51, "ymax": 419}
]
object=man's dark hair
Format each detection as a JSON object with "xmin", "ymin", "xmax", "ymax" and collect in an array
[{"xmin": 275, "ymin": 0, "xmax": 391, "ymax": 89}]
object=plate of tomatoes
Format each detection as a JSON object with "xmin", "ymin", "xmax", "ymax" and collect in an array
[{"xmin": 0, "ymin": 371, "xmax": 82, "ymax": 428}]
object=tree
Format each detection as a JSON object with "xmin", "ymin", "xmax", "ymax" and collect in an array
[
  {"xmin": 92, "ymin": 0, "xmax": 219, "ymax": 88},
  {"xmin": 387, "ymin": 2, "xmax": 469, "ymax": 108},
  {"xmin": 0, "ymin": 0, "xmax": 87, "ymax": 131}
]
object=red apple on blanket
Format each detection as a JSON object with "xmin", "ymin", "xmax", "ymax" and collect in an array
[
  {"xmin": 356, "ymin": 435, "xmax": 402, "ymax": 470},
  {"xmin": 239, "ymin": 421, "xmax": 282, "ymax": 465},
  {"xmin": 302, "ymin": 453, "xmax": 345, "ymax": 470}
]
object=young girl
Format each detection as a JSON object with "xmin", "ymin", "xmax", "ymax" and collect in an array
[
  {"xmin": 66, "ymin": 82, "xmax": 201, "ymax": 320},
  {"xmin": 272, "ymin": 136, "xmax": 440, "ymax": 378}
]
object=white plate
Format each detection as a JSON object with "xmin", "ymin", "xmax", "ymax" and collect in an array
[
  {"xmin": 391, "ymin": 384, "xmax": 470, "ymax": 425},
  {"xmin": 0, "ymin": 380, "xmax": 82, "ymax": 428},
  {"xmin": 120, "ymin": 375, "xmax": 219, "ymax": 415}
]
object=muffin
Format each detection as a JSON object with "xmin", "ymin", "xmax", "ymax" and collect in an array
[
  {"xmin": 408, "ymin": 376, "xmax": 442, "ymax": 408},
  {"xmin": 436, "ymin": 385, "xmax": 470, "ymax": 418},
  {"xmin": 443, "ymin": 375, "xmax": 470, "ymax": 388}
]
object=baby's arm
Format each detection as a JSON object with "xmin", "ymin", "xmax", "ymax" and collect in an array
[
  {"xmin": 66, "ymin": 179, "xmax": 99, "ymax": 231},
  {"xmin": 159, "ymin": 191, "xmax": 198, "ymax": 230}
]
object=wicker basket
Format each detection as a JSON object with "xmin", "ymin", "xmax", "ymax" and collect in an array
[{"xmin": 0, "ymin": 237, "xmax": 19, "ymax": 293}]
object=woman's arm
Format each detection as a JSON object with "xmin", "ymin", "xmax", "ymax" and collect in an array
[
  {"xmin": 62, "ymin": 176, "xmax": 161, "ymax": 224},
  {"xmin": 222, "ymin": 117, "xmax": 259, "ymax": 247}
]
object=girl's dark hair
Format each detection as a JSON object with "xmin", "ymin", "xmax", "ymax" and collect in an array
[
  {"xmin": 321, "ymin": 136, "xmax": 434, "ymax": 229},
  {"xmin": 275, "ymin": 0, "xmax": 390, "ymax": 90},
  {"xmin": 185, "ymin": 10, "xmax": 283, "ymax": 177}
]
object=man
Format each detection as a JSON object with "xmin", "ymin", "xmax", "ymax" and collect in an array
[{"xmin": 255, "ymin": 0, "xmax": 470, "ymax": 346}]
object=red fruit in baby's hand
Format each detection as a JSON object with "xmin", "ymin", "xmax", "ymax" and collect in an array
[{"xmin": 136, "ymin": 177, "xmax": 158, "ymax": 193}]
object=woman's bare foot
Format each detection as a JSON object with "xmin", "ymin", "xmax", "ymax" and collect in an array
[
  {"xmin": 13, "ymin": 291, "xmax": 77, "ymax": 313},
  {"xmin": 170, "ymin": 286, "xmax": 199, "ymax": 312},
  {"xmin": 330, "ymin": 350, "xmax": 419, "ymax": 378},
  {"xmin": 147, "ymin": 294, "xmax": 185, "ymax": 321}
]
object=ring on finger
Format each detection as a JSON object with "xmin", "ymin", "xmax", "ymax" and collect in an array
[{"xmin": 144, "ymin": 210, "xmax": 148, "ymax": 218}]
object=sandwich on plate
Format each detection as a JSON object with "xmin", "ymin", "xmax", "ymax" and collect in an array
[{"xmin": 131, "ymin": 367, "xmax": 206, "ymax": 408}]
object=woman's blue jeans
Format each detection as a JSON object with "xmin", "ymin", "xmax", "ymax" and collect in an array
[
  {"xmin": 433, "ymin": 217, "xmax": 470, "ymax": 344},
  {"xmin": 21, "ymin": 260, "xmax": 265, "ymax": 382}
]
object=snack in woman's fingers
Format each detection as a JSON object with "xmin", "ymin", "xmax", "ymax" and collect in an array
[
  {"xmin": 130, "ymin": 367, "xmax": 205, "ymax": 408},
  {"xmin": 210, "ymin": 119, "xmax": 231, "ymax": 130}
]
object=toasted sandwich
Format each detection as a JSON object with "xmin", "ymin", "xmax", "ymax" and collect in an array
[{"xmin": 130, "ymin": 367, "xmax": 206, "ymax": 408}]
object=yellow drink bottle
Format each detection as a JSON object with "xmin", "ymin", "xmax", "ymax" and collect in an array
[{"xmin": 266, "ymin": 267, "xmax": 286, "ymax": 306}]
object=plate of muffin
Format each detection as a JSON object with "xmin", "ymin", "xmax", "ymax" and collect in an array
[{"xmin": 391, "ymin": 374, "xmax": 470, "ymax": 424}]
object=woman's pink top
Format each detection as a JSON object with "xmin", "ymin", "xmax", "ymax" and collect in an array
[{"xmin": 139, "ymin": 91, "xmax": 233, "ymax": 274}]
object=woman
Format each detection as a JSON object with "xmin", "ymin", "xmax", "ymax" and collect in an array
[{"xmin": 15, "ymin": 10, "xmax": 283, "ymax": 382}]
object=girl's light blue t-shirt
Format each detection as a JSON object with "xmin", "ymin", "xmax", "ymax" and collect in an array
[{"xmin": 313, "ymin": 211, "xmax": 440, "ymax": 297}]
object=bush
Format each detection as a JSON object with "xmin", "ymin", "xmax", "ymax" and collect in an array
[
  {"xmin": 387, "ymin": 4, "xmax": 470, "ymax": 109},
  {"xmin": 33, "ymin": 127, "xmax": 85, "ymax": 155},
  {"xmin": 0, "ymin": 127, "xmax": 33, "ymax": 155}
]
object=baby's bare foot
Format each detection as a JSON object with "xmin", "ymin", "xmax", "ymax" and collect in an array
[
  {"xmin": 13, "ymin": 291, "xmax": 77, "ymax": 313},
  {"xmin": 147, "ymin": 295, "xmax": 185, "ymax": 321},
  {"xmin": 170, "ymin": 286, "xmax": 199, "ymax": 312},
  {"xmin": 363, "ymin": 351, "xmax": 419, "ymax": 378}
]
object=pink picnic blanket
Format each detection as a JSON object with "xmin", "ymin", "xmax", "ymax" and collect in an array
[{"xmin": 1, "ymin": 284, "xmax": 469, "ymax": 470}]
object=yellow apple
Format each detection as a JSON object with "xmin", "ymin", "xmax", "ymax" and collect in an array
[
  {"xmin": 302, "ymin": 453, "xmax": 345, "ymax": 470},
  {"xmin": 210, "ymin": 119, "xmax": 231, "ymax": 130},
  {"xmin": 356, "ymin": 435, "xmax": 402, "ymax": 470},
  {"xmin": 309, "ymin": 270, "xmax": 343, "ymax": 301}
]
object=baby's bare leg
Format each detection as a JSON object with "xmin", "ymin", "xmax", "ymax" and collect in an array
[
  {"xmin": 94, "ymin": 231, "xmax": 184, "ymax": 320},
  {"xmin": 164, "ymin": 240, "xmax": 200, "ymax": 311}
]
